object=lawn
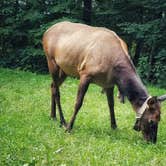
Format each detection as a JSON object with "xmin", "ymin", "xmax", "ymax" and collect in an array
[{"xmin": 0, "ymin": 68, "xmax": 166, "ymax": 166}]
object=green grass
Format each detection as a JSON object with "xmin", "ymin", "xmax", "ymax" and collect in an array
[{"xmin": 0, "ymin": 68, "xmax": 166, "ymax": 166}]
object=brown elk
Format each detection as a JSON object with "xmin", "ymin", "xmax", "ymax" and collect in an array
[{"xmin": 42, "ymin": 21, "xmax": 166, "ymax": 143}]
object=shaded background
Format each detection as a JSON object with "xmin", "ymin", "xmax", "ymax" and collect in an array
[{"xmin": 0, "ymin": 0, "xmax": 166, "ymax": 87}]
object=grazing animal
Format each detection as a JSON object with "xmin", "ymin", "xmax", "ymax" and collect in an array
[{"xmin": 42, "ymin": 21, "xmax": 166, "ymax": 143}]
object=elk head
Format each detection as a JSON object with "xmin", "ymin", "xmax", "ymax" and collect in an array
[{"xmin": 134, "ymin": 95, "xmax": 166, "ymax": 143}]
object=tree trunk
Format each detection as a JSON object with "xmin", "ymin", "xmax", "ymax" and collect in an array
[
  {"xmin": 83, "ymin": 0, "xmax": 92, "ymax": 25},
  {"xmin": 147, "ymin": 43, "xmax": 156, "ymax": 82},
  {"xmin": 133, "ymin": 39, "xmax": 143, "ymax": 67}
]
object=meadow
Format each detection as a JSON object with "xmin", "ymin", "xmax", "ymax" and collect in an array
[{"xmin": 0, "ymin": 68, "xmax": 166, "ymax": 166}]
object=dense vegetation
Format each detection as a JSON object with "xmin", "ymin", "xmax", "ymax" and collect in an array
[
  {"xmin": 1, "ymin": 0, "xmax": 166, "ymax": 87},
  {"xmin": 0, "ymin": 68, "xmax": 166, "ymax": 165}
]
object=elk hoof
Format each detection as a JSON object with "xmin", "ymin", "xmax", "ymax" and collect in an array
[
  {"xmin": 65, "ymin": 125, "xmax": 72, "ymax": 133},
  {"xmin": 111, "ymin": 124, "xmax": 117, "ymax": 129},
  {"xmin": 49, "ymin": 116, "xmax": 57, "ymax": 121},
  {"xmin": 53, "ymin": 117, "xmax": 57, "ymax": 121},
  {"xmin": 60, "ymin": 120, "xmax": 67, "ymax": 128},
  {"xmin": 65, "ymin": 128, "xmax": 71, "ymax": 133}
]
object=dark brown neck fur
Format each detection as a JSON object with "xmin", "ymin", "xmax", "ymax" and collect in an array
[{"xmin": 114, "ymin": 60, "xmax": 149, "ymax": 110}]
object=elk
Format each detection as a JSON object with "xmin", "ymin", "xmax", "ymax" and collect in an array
[{"xmin": 42, "ymin": 21, "xmax": 166, "ymax": 143}]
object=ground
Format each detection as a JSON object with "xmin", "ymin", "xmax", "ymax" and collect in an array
[{"xmin": 0, "ymin": 68, "xmax": 166, "ymax": 166}]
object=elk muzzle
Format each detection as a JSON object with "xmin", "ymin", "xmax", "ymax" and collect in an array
[
  {"xmin": 142, "ymin": 121, "xmax": 158, "ymax": 144},
  {"xmin": 149, "ymin": 121, "xmax": 158, "ymax": 143}
]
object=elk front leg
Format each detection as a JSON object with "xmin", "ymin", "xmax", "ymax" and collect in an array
[
  {"xmin": 106, "ymin": 87, "xmax": 117, "ymax": 129},
  {"xmin": 66, "ymin": 75, "xmax": 91, "ymax": 132}
]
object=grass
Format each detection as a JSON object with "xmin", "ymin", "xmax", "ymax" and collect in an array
[{"xmin": 0, "ymin": 68, "xmax": 166, "ymax": 166}]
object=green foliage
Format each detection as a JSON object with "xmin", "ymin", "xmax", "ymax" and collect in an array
[
  {"xmin": 153, "ymin": 49, "xmax": 166, "ymax": 87},
  {"xmin": 0, "ymin": 68, "xmax": 166, "ymax": 165},
  {"xmin": 93, "ymin": 0, "xmax": 166, "ymax": 87},
  {"xmin": 0, "ymin": 0, "xmax": 82, "ymax": 73},
  {"xmin": 1, "ymin": 0, "xmax": 166, "ymax": 86},
  {"xmin": 137, "ymin": 55, "xmax": 149, "ymax": 83}
]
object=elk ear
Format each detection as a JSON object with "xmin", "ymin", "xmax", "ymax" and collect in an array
[
  {"xmin": 147, "ymin": 97, "xmax": 158, "ymax": 108},
  {"xmin": 157, "ymin": 95, "xmax": 166, "ymax": 102}
]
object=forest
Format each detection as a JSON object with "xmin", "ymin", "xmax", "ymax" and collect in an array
[
  {"xmin": 1, "ymin": 1, "xmax": 166, "ymax": 165},
  {"xmin": 1, "ymin": 0, "xmax": 166, "ymax": 87}
]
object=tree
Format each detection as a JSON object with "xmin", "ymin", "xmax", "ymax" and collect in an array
[
  {"xmin": 83, "ymin": 0, "xmax": 92, "ymax": 24},
  {"xmin": 0, "ymin": 0, "xmax": 165, "ymax": 87}
]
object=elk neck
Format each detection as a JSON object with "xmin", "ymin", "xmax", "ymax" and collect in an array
[{"xmin": 114, "ymin": 60, "xmax": 149, "ymax": 114}]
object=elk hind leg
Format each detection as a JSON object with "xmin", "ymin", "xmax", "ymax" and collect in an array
[{"xmin": 48, "ymin": 58, "xmax": 67, "ymax": 126}]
